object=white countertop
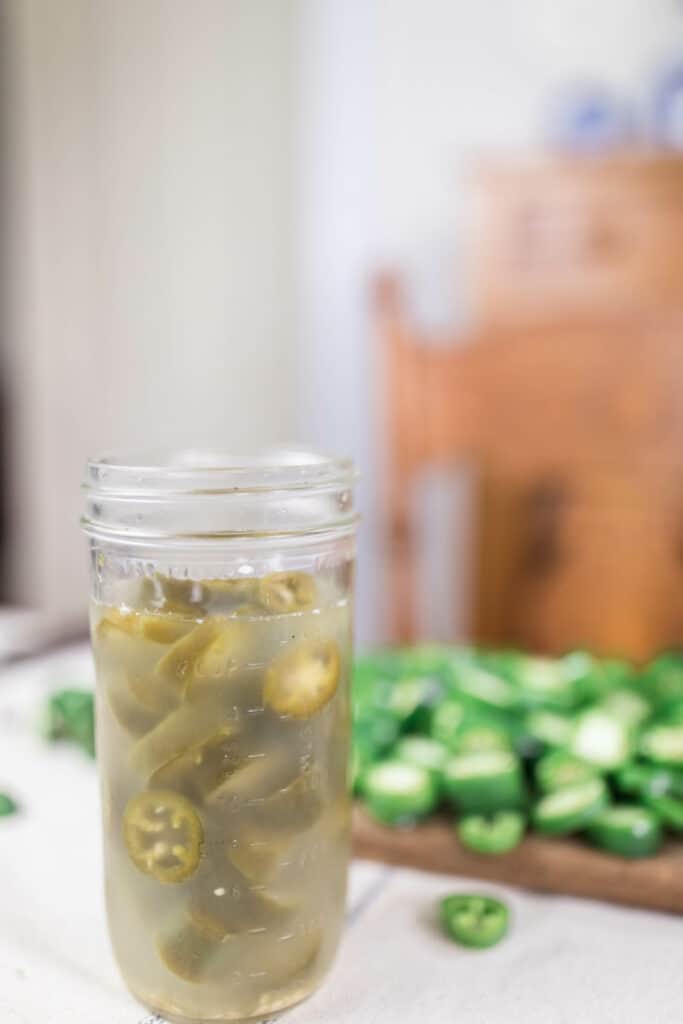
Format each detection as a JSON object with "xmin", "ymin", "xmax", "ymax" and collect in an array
[{"xmin": 0, "ymin": 646, "xmax": 680, "ymax": 1024}]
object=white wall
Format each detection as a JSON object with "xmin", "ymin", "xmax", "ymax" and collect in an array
[
  {"xmin": 3, "ymin": 0, "xmax": 298, "ymax": 632},
  {"xmin": 297, "ymin": 0, "xmax": 683, "ymax": 648}
]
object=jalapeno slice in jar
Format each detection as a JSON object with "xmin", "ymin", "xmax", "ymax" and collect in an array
[
  {"xmin": 257, "ymin": 571, "xmax": 316, "ymax": 613},
  {"xmin": 264, "ymin": 639, "xmax": 340, "ymax": 718},
  {"xmin": 123, "ymin": 790, "xmax": 203, "ymax": 883},
  {"xmin": 440, "ymin": 893, "xmax": 510, "ymax": 949},
  {"xmin": 457, "ymin": 811, "xmax": 525, "ymax": 855}
]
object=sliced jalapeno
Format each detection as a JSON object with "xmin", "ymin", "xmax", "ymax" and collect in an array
[
  {"xmin": 586, "ymin": 804, "xmax": 662, "ymax": 858},
  {"xmin": 135, "ymin": 613, "xmax": 193, "ymax": 645},
  {"xmin": 440, "ymin": 893, "xmax": 509, "ymax": 949},
  {"xmin": 46, "ymin": 689, "xmax": 95, "ymax": 757},
  {"xmin": 361, "ymin": 759, "xmax": 438, "ymax": 826},
  {"xmin": 123, "ymin": 790, "xmax": 203, "ymax": 883},
  {"xmin": 453, "ymin": 725, "xmax": 512, "ymax": 756},
  {"xmin": 429, "ymin": 697, "xmax": 469, "ymax": 750},
  {"xmin": 264, "ymin": 639, "xmax": 340, "ymax": 718},
  {"xmin": 0, "ymin": 793, "xmax": 18, "ymax": 816},
  {"xmin": 457, "ymin": 811, "xmax": 525, "ymax": 855},
  {"xmin": 523, "ymin": 709, "xmax": 573, "ymax": 751},
  {"xmin": 226, "ymin": 828, "xmax": 284, "ymax": 883},
  {"xmin": 532, "ymin": 777, "xmax": 608, "ymax": 836},
  {"xmin": 189, "ymin": 874, "xmax": 295, "ymax": 937},
  {"xmin": 154, "ymin": 619, "xmax": 227, "ymax": 686},
  {"xmin": 513, "ymin": 655, "xmax": 578, "ymax": 711},
  {"xmin": 455, "ymin": 664, "xmax": 518, "ymax": 712},
  {"xmin": 601, "ymin": 688, "xmax": 652, "ymax": 727},
  {"xmin": 443, "ymin": 751, "xmax": 526, "ymax": 813},
  {"xmin": 142, "ymin": 574, "xmax": 207, "ymax": 615},
  {"xmin": 640, "ymin": 724, "xmax": 683, "ymax": 767},
  {"xmin": 534, "ymin": 750, "xmax": 598, "ymax": 793},
  {"xmin": 394, "ymin": 735, "xmax": 450, "ymax": 777},
  {"xmin": 616, "ymin": 762, "xmax": 683, "ymax": 800},
  {"xmin": 644, "ymin": 793, "xmax": 683, "ymax": 831},
  {"xmin": 569, "ymin": 709, "xmax": 632, "ymax": 770},
  {"xmin": 244, "ymin": 771, "xmax": 324, "ymax": 834},
  {"xmin": 151, "ymin": 727, "xmax": 246, "ymax": 801},
  {"xmin": 130, "ymin": 694, "xmax": 238, "ymax": 778},
  {"xmin": 158, "ymin": 916, "xmax": 226, "ymax": 983},
  {"xmin": 257, "ymin": 571, "xmax": 316, "ymax": 613},
  {"xmin": 106, "ymin": 670, "xmax": 160, "ymax": 737}
]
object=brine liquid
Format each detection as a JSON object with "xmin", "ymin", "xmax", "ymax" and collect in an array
[{"xmin": 91, "ymin": 571, "xmax": 352, "ymax": 1023}]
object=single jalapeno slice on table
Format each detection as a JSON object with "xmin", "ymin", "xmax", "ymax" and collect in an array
[
  {"xmin": 123, "ymin": 789, "xmax": 203, "ymax": 883},
  {"xmin": 264, "ymin": 639, "xmax": 340, "ymax": 718},
  {"xmin": 440, "ymin": 893, "xmax": 510, "ymax": 949},
  {"xmin": 0, "ymin": 793, "xmax": 18, "ymax": 816},
  {"xmin": 532, "ymin": 777, "xmax": 608, "ymax": 836},
  {"xmin": 586, "ymin": 804, "xmax": 662, "ymax": 858},
  {"xmin": 457, "ymin": 811, "xmax": 525, "ymax": 855}
]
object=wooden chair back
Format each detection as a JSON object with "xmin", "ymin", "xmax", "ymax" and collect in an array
[{"xmin": 377, "ymin": 275, "xmax": 683, "ymax": 661}]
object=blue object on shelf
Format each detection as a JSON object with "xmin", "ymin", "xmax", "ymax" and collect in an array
[
  {"xmin": 548, "ymin": 85, "xmax": 633, "ymax": 152},
  {"xmin": 652, "ymin": 62, "xmax": 683, "ymax": 148}
]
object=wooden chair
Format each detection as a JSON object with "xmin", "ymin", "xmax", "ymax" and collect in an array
[{"xmin": 377, "ymin": 275, "xmax": 683, "ymax": 662}]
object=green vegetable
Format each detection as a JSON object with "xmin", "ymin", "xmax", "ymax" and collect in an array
[
  {"xmin": 443, "ymin": 751, "xmax": 526, "ymax": 813},
  {"xmin": 534, "ymin": 750, "xmax": 598, "ymax": 793},
  {"xmin": 394, "ymin": 735, "xmax": 449, "ymax": 778},
  {"xmin": 389, "ymin": 676, "xmax": 443, "ymax": 729},
  {"xmin": 429, "ymin": 697, "xmax": 470, "ymax": 750},
  {"xmin": 615, "ymin": 762, "xmax": 683, "ymax": 800},
  {"xmin": 453, "ymin": 725, "xmax": 511, "ymax": 755},
  {"xmin": 440, "ymin": 893, "xmax": 509, "ymax": 949},
  {"xmin": 46, "ymin": 689, "xmax": 95, "ymax": 757},
  {"xmin": 523, "ymin": 709, "xmax": 573, "ymax": 750},
  {"xmin": 644, "ymin": 793, "xmax": 683, "ymax": 831},
  {"xmin": 532, "ymin": 778, "xmax": 608, "ymax": 835},
  {"xmin": 586, "ymin": 804, "xmax": 662, "ymax": 858},
  {"xmin": 458, "ymin": 811, "xmax": 525, "ymax": 855},
  {"xmin": 454, "ymin": 664, "xmax": 518, "ymax": 712},
  {"xmin": 601, "ymin": 688, "xmax": 652, "ymax": 726},
  {"xmin": 361, "ymin": 760, "xmax": 438, "ymax": 826},
  {"xmin": 513, "ymin": 655, "xmax": 578, "ymax": 711},
  {"xmin": 569, "ymin": 709, "xmax": 631, "ymax": 770},
  {"xmin": 0, "ymin": 793, "xmax": 18, "ymax": 816},
  {"xmin": 639, "ymin": 724, "xmax": 683, "ymax": 767}
]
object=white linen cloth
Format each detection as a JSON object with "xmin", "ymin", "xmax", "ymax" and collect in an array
[{"xmin": 0, "ymin": 646, "xmax": 680, "ymax": 1024}]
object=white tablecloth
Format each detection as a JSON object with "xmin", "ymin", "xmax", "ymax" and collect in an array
[{"xmin": 0, "ymin": 646, "xmax": 681, "ymax": 1024}]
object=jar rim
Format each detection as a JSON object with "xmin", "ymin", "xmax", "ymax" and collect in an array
[
  {"xmin": 84, "ymin": 446, "xmax": 356, "ymax": 496},
  {"xmin": 82, "ymin": 446, "xmax": 358, "ymax": 544}
]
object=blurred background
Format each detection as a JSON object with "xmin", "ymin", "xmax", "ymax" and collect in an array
[{"xmin": 1, "ymin": 0, "xmax": 683, "ymax": 656}]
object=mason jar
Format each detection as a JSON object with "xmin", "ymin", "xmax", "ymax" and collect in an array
[{"xmin": 82, "ymin": 449, "xmax": 357, "ymax": 1023}]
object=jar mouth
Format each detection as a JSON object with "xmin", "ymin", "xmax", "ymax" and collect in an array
[
  {"xmin": 85, "ymin": 446, "xmax": 355, "ymax": 495},
  {"xmin": 82, "ymin": 446, "xmax": 358, "ymax": 543}
]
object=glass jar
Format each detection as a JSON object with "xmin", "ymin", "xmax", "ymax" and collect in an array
[{"xmin": 82, "ymin": 449, "xmax": 357, "ymax": 1024}]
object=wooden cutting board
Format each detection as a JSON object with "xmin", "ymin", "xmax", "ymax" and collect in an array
[{"xmin": 352, "ymin": 806, "xmax": 683, "ymax": 914}]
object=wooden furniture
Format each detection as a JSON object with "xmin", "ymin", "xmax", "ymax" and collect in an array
[
  {"xmin": 378, "ymin": 154, "xmax": 683, "ymax": 661},
  {"xmin": 377, "ymin": 287, "xmax": 683, "ymax": 662},
  {"xmin": 353, "ymin": 807, "xmax": 683, "ymax": 914},
  {"xmin": 470, "ymin": 154, "xmax": 683, "ymax": 326}
]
